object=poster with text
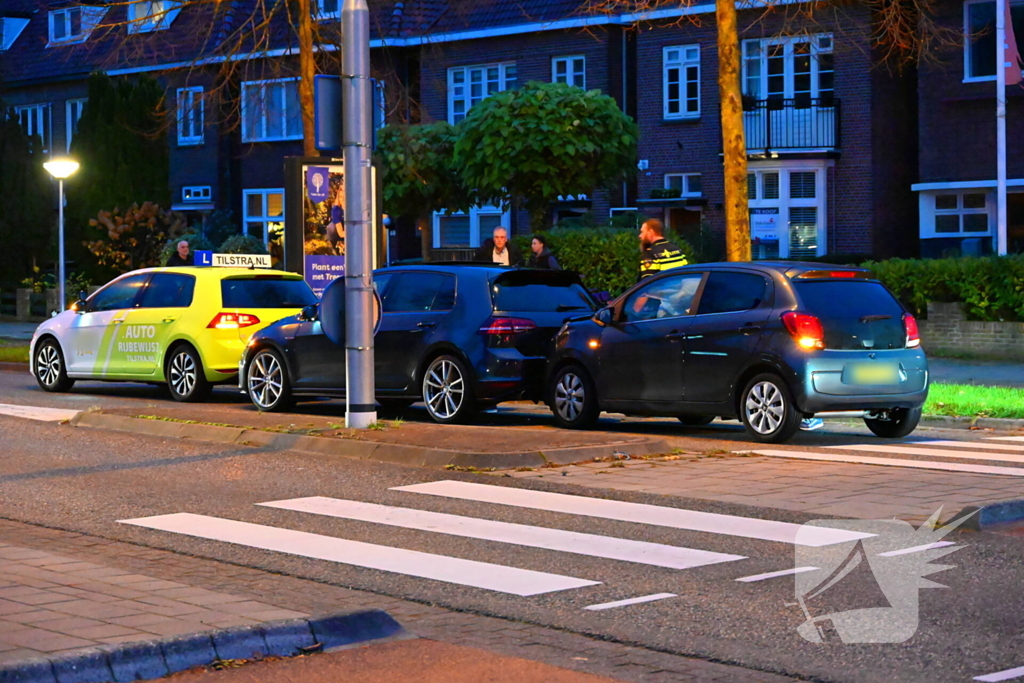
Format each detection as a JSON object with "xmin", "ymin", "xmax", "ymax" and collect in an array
[{"xmin": 303, "ymin": 164, "xmax": 345, "ymax": 297}]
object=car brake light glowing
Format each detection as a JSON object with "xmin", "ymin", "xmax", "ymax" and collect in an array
[
  {"xmin": 208, "ymin": 312, "xmax": 261, "ymax": 329},
  {"xmin": 479, "ymin": 317, "xmax": 537, "ymax": 335},
  {"xmin": 904, "ymin": 313, "xmax": 920, "ymax": 348},
  {"xmin": 828, "ymin": 271, "xmax": 857, "ymax": 278},
  {"xmin": 781, "ymin": 311, "xmax": 825, "ymax": 350}
]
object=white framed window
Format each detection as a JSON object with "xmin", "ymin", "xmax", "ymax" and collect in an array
[
  {"xmin": 742, "ymin": 34, "xmax": 834, "ymax": 106},
  {"xmin": 241, "ymin": 79, "xmax": 302, "ymax": 142},
  {"xmin": 48, "ymin": 6, "xmax": 103, "ymax": 45},
  {"xmin": 65, "ymin": 98, "xmax": 86, "ymax": 152},
  {"xmin": 921, "ymin": 191, "xmax": 992, "ymax": 236},
  {"xmin": 664, "ymin": 45, "xmax": 700, "ymax": 119},
  {"xmin": 552, "ymin": 56, "xmax": 586, "ymax": 88},
  {"xmin": 177, "ymin": 87, "xmax": 204, "ymax": 146},
  {"xmin": 964, "ymin": 0, "xmax": 1024, "ymax": 81},
  {"xmin": 15, "ymin": 104, "xmax": 52, "ymax": 154},
  {"xmin": 448, "ymin": 63, "xmax": 517, "ymax": 124},
  {"xmin": 127, "ymin": 1, "xmax": 180, "ymax": 33},
  {"xmin": 665, "ymin": 173, "xmax": 702, "ymax": 197},
  {"xmin": 747, "ymin": 162, "xmax": 830, "ymax": 259},
  {"xmin": 432, "ymin": 205, "xmax": 511, "ymax": 248},
  {"xmin": 243, "ymin": 189, "xmax": 284, "ymax": 243},
  {"xmin": 313, "ymin": 0, "xmax": 339, "ymax": 20}
]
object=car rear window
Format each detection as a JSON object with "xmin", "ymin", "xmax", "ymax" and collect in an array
[
  {"xmin": 220, "ymin": 277, "xmax": 317, "ymax": 309},
  {"xmin": 491, "ymin": 271, "xmax": 596, "ymax": 313},
  {"xmin": 794, "ymin": 280, "xmax": 907, "ymax": 350}
]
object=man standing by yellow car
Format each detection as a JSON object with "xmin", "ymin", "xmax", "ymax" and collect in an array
[{"xmin": 638, "ymin": 218, "xmax": 688, "ymax": 281}]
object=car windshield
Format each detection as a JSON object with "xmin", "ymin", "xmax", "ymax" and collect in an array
[
  {"xmin": 490, "ymin": 271, "xmax": 596, "ymax": 313},
  {"xmin": 221, "ymin": 277, "xmax": 317, "ymax": 308},
  {"xmin": 794, "ymin": 280, "xmax": 907, "ymax": 350}
]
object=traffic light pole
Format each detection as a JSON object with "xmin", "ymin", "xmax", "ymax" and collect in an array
[{"xmin": 342, "ymin": 0, "xmax": 376, "ymax": 429}]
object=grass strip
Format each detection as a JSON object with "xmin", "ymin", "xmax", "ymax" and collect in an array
[
  {"xmin": 0, "ymin": 343, "xmax": 29, "ymax": 363},
  {"xmin": 926, "ymin": 382, "xmax": 1024, "ymax": 419}
]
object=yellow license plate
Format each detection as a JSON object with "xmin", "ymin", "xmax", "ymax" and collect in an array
[{"xmin": 847, "ymin": 363, "xmax": 899, "ymax": 385}]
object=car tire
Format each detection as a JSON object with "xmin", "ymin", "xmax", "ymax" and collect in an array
[
  {"xmin": 677, "ymin": 414, "xmax": 715, "ymax": 426},
  {"xmin": 246, "ymin": 349, "xmax": 294, "ymax": 412},
  {"xmin": 421, "ymin": 354, "xmax": 476, "ymax": 424},
  {"xmin": 864, "ymin": 406, "xmax": 922, "ymax": 439},
  {"xmin": 166, "ymin": 344, "xmax": 212, "ymax": 403},
  {"xmin": 740, "ymin": 373, "xmax": 801, "ymax": 444},
  {"xmin": 377, "ymin": 398, "xmax": 415, "ymax": 412},
  {"xmin": 550, "ymin": 364, "xmax": 600, "ymax": 430},
  {"xmin": 34, "ymin": 339, "xmax": 74, "ymax": 393}
]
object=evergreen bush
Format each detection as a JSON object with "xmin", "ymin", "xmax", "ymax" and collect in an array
[{"xmin": 219, "ymin": 234, "xmax": 268, "ymax": 255}]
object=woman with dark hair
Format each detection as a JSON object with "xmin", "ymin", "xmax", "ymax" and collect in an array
[{"xmin": 529, "ymin": 234, "xmax": 560, "ymax": 270}]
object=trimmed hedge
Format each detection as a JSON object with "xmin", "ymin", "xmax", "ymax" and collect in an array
[
  {"xmin": 515, "ymin": 227, "xmax": 693, "ymax": 296},
  {"xmin": 865, "ymin": 255, "xmax": 1024, "ymax": 322}
]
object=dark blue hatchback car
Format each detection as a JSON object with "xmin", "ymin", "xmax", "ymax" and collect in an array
[
  {"xmin": 547, "ymin": 262, "xmax": 928, "ymax": 443},
  {"xmin": 240, "ymin": 264, "xmax": 596, "ymax": 423}
]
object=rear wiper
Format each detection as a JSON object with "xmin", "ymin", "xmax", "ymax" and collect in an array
[
  {"xmin": 859, "ymin": 314, "xmax": 893, "ymax": 323},
  {"xmin": 556, "ymin": 305, "xmax": 588, "ymax": 311}
]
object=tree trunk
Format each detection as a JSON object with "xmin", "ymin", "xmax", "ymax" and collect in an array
[
  {"xmin": 417, "ymin": 215, "xmax": 432, "ymax": 261},
  {"xmin": 716, "ymin": 0, "xmax": 751, "ymax": 262},
  {"xmin": 297, "ymin": 0, "xmax": 317, "ymax": 156}
]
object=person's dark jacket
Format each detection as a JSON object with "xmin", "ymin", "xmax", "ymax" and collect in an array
[
  {"xmin": 166, "ymin": 252, "xmax": 194, "ymax": 267},
  {"xmin": 474, "ymin": 239, "xmax": 523, "ymax": 266},
  {"xmin": 529, "ymin": 248, "xmax": 560, "ymax": 270},
  {"xmin": 638, "ymin": 237, "xmax": 687, "ymax": 280}
]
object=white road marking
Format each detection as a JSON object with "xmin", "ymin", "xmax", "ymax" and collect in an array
[
  {"xmin": 584, "ymin": 593, "xmax": 677, "ymax": 611},
  {"xmin": 391, "ymin": 481, "xmax": 871, "ymax": 547},
  {"xmin": 118, "ymin": 513, "xmax": 599, "ymax": 596},
  {"xmin": 259, "ymin": 497, "xmax": 746, "ymax": 570},
  {"xmin": 0, "ymin": 403, "xmax": 79, "ymax": 422},
  {"xmin": 827, "ymin": 443, "xmax": 1024, "ymax": 464},
  {"xmin": 744, "ymin": 450, "xmax": 1024, "ymax": 477},
  {"xmin": 917, "ymin": 440, "xmax": 1024, "ymax": 453},
  {"xmin": 974, "ymin": 665, "xmax": 1024, "ymax": 682},
  {"xmin": 988, "ymin": 437, "xmax": 1024, "ymax": 443},
  {"xmin": 877, "ymin": 541, "xmax": 956, "ymax": 557},
  {"xmin": 736, "ymin": 567, "xmax": 819, "ymax": 583}
]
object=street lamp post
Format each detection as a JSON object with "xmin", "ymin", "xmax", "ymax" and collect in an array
[{"xmin": 43, "ymin": 158, "xmax": 80, "ymax": 313}]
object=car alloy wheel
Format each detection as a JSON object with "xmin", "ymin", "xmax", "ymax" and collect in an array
[
  {"xmin": 422, "ymin": 355, "xmax": 474, "ymax": 423},
  {"xmin": 166, "ymin": 345, "xmax": 211, "ymax": 403},
  {"xmin": 247, "ymin": 350, "xmax": 292, "ymax": 412},
  {"xmin": 549, "ymin": 365, "xmax": 599, "ymax": 430},
  {"xmin": 740, "ymin": 373, "xmax": 801, "ymax": 443},
  {"xmin": 34, "ymin": 340, "xmax": 74, "ymax": 392}
]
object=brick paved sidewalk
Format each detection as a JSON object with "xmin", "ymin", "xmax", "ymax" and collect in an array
[
  {"xmin": 506, "ymin": 452, "xmax": 1024, "ymax": 524},
  {"xmin": 0, "ymin": 519, "xmax": 798, "ymax": 683}
]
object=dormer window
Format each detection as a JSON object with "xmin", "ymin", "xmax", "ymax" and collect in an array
[
  {"xmin": 128, "ymin": 1, "xmax": 180, "ymax": 34},
  {"xmin": 48, "ymin": 5, "xmax": 104, "ymax": 46}
]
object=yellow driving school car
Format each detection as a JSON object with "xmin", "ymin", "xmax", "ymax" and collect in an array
[{"xmin": 30, "ymin": 266, "xmax": 317, "ymax": 402}]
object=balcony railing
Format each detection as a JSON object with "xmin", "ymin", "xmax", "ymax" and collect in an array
[{"xmin": 743, "ymin": 97, "xmax": 841, "ymax": 153}]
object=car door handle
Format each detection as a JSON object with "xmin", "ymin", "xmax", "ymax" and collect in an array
[
  {"xmin": 666, "ymin": 330, "xmax": 687, "ymax": 341},
  {"xmin": 416, "ymin": 321, "xmax": 436, "ymax": 328},
  {"xmin": 738, "ymin": 324, "xmax": 763, "ymax": 334},
  {"xmin": 112, "ymin": 319, "xmax": 124, "ymax": 324},
  {"xmin": 162, "ymin": 317, "xmax": 178, "ymax": 323}
]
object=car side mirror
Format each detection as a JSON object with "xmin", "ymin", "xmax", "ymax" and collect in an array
[
  {"xmin": 594, "ymin": 307, "xmax": 616, "ymax": 326},
  {"xmin": 71, "ymin": 299, "xmax": 87, "ymax": 314},
  {"xmin": 299, "ymin": 303, "xmax": 319, "ymax": 322}
]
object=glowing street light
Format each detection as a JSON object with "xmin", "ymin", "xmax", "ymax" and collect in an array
[{"xmin": 43, "ymin": 158, "xmax": 80, "ymax": 312}]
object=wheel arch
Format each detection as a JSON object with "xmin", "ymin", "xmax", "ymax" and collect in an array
[
  {"xmin": 30, "ymin": 333, "xmax": 62, "ymax": 375},
  {"xmin": 733, "ymin": 362, "xmax": 792, "ymax": 419}
]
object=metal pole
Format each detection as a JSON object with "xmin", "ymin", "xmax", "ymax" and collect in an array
[
  {"xmin": 342, "ymin": 0, "xmax": 376, "ymax": 428},
  {"xmin": 997, "ymin": 0, "xmax": 1009, "ymax": 256},
  {"xmin": 58, "ymin": 179, "xmax": 66, "ymax": 312}
]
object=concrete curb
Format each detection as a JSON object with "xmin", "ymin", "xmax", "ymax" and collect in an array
[
  {"xmin": 70, "ymin": 411, "xmax": 671, "ymax": 469},
  {"xmin": 0, "ymin": 609, "xmax": 411, "ymax": 683},
  {"xmin": 919, "ymin": 414, "xmax": 1024, "ymax": 431},
  {"xmin": 953, "ymin": 498, "xmax": 1024, "ymax": 531}
]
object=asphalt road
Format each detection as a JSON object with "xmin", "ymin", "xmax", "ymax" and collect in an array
[{"xmin": 0, "ymin": 372, "xmax": 1022, "ymax": 683}]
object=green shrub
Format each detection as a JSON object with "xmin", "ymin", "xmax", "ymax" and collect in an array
[
  {"xmin": 515, "ymin": 226, "xmax": 693, "ymax": 297},
  {"xmin": 219, "ymin": 234, "xmax": 268, "ymax": 255},
  {"xmin": 865, "ymin": 255, "xmax": 1024, "ymax": 321}
]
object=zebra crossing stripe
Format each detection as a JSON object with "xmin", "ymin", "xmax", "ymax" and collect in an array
[
  {"xmin": 988, "ymin": 437, "xmax": 1024, "ymax": 443},
  {"xmin": 0, "ymin": 403, "xmax": 79, "ymax": 422},
  {"xmin": 118, "ymin": 513, "xmax": 600, "ymax": 596},
  {"xmin": 826, "ymin": 444, "xmax": 1024, "ymax": 464},
  {"xmin": 736, "ymin": 567, "xmax": 819, "ymax": 583},
  {"xmin": 584, "ymin": 593, "xmax": 677, "ymax": 611},
  {"xmin": 917, "ymin": 440, "xmax": 1024, "ymax": 453},
  {"xmin": 258, "ymin": 497, "xmax": 746, "ymax": 570},
  {"xmin": 745, "ymin": 449, "xmax": 1024, "ymax": 477},
  {"xmin": 391, "ymin": 481, "xmax": 871, "ymax": 547}
]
